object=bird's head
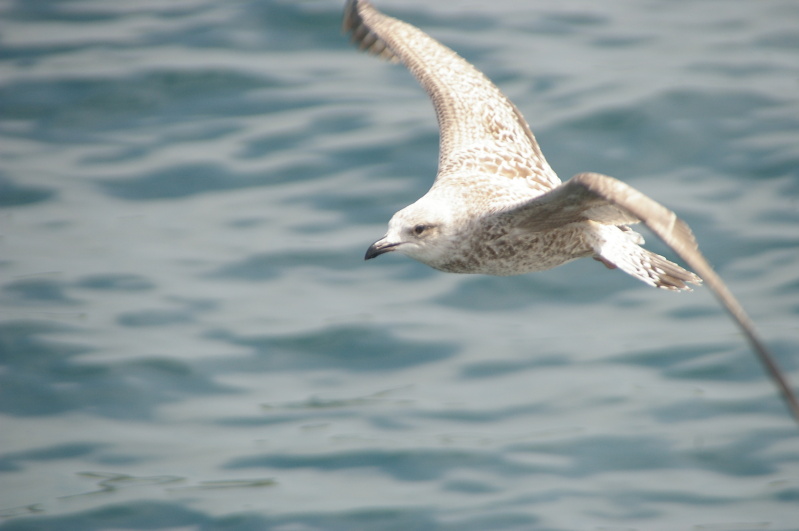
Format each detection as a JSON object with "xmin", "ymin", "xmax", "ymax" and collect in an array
[{"xmin": 364, "ymin": 197, "xmax": 457, "ymax": 268}]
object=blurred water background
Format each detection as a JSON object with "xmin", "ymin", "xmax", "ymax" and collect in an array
[{"xmin": 1, "ymin": 0, "xmax": 799, "ymax": 529}]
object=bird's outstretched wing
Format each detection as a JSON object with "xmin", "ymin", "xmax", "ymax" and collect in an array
[
  {"xmin": 343, "ymin": 0, "xmax": 560, "ymax": 193},
  {"xmin": 505, "ymin": 172, "xmax": 799, "ymax": 421}
]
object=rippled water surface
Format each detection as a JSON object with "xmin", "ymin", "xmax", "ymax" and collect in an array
[{"xmin": 2, "ymin": 0, "xmax": 799, "ymax": 529}]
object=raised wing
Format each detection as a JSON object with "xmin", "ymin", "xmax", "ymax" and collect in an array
[
  {"xmin": 343, "ymin": 0, "xmax": 560, "ymax": 193},
  {"xmin": 505, "ymin": 171, "xmax": 799, "ymax": 421}
]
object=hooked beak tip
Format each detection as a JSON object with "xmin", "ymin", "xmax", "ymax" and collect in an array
[{"xmin": 364, "ymin": 239, "xmax": 398, "ymax": 260}]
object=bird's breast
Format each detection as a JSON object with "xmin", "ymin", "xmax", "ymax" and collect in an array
[{"xmin": 437, "ymin": 223, "xmax": 594, "ymax": 276}]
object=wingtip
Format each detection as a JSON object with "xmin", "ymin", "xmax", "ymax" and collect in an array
[
  {"xmin": 342, "ymin": 0, "xmax": 402, "ymax": 63},
  {"xmin": 342, "ymin": 0, "xmax": 358, "ymax": 34},
  {"xmin": 342, "ymin": 0, "xmax": 373, "ymax": 35}
]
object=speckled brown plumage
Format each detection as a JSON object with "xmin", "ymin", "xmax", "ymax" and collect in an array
[{"xmin": 343, "ymin": 0, "xmax": 799, "ymax": 422}]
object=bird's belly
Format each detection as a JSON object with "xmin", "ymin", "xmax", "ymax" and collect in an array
[{"xmin": 438, "ymin": 225, "xmax": 593, "ymax": 276}]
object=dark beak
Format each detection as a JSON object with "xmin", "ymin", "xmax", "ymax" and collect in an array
[{"xmin": 364, "ymin": 238, "xmax": 399, "ymax": 260}]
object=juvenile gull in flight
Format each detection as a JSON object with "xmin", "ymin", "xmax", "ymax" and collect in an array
[{"xmin": 343, "ymin": 0, "xmax": 798, "ymax": 421}]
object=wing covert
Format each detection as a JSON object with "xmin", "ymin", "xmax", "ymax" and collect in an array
[{"xmin": 343, "ymin": 0, "xmax": 559, "ymax": 192}]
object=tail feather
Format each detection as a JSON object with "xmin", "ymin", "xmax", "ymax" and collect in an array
[{"xmin": 592, "ymin": 224, "xmax": 702, "ymax": 291}]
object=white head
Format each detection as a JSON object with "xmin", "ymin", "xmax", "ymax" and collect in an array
[{"xmin": 364, "ymin": 195, "xmax": 458, "ymax": 269}]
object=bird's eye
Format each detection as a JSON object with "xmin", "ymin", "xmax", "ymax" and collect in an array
[{"xmin": 413, "ymin": 224, "xmax": 428, "ymax": 236}]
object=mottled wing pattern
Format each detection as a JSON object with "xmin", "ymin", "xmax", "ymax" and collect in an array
[
  {"xmin": 506, "ymin": 171, "xmax": 799, "ymax": 419},
  {"xmin": 343, "ymin": 0, "xmax": 560, "ymax": 194}
]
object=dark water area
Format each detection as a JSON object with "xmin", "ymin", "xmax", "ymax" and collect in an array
[{"xmin": 1, "ymin": 0, "xmax": 798, "ymax": 529}]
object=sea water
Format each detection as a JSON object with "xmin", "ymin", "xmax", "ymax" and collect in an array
[{"xmin": 1, "ymin": 1, "xmax": 798, "ymax": 529}]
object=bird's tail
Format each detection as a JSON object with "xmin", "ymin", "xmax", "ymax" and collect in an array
[{"xmin": 591, "ymin": 224, "xmax": 702, "ymax": 291}]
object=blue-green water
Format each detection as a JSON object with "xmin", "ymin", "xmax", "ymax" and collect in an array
[{"xmin": 2, "ymin": 1, "xmax": 799, "ymax": 529}]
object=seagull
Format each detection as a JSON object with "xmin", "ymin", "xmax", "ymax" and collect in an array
[{"xmin": 343, "ymin": 0, "xmax": 798, "ymax": 422}]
